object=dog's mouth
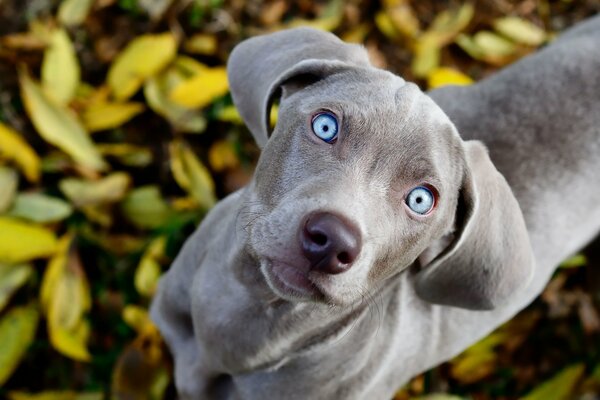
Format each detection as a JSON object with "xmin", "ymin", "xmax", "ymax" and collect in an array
[{"xmin": 262, "ymin": 260, "xmax": 326, "ymax": 302}]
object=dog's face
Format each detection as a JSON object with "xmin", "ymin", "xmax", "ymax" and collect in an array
[
  {"xmin": 228, "ymin": 28, "xmax": 535, "ymax": 310},
  {"xmin": 245, "ymin": 70, "xmax": 463, "ymax": 305}
]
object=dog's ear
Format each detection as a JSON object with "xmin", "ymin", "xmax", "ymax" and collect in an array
[
  {"xmin": 227, "ymin": 28, "xmax": 371, "ymax": 147},
  {"xmin": 415, "ymin": 141, "xmax": 535, "ymax": 310}
]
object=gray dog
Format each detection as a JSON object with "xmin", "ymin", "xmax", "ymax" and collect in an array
[{"xmin": 151, "ymin": 15, "xmax": 600, "ymax": 399}]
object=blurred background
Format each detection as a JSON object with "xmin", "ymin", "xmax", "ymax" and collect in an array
[{"xmin": 0, "ymin": 0, "xmax": 599, "ymax": 399}]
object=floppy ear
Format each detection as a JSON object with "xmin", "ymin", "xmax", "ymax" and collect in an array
[
  {"xmin": 227, "ymin": 27, "xmax": 371, "ymax": 147},
  {"xmin": 415, "ymin": 141, "xmax": 535, "ymax": 310}
]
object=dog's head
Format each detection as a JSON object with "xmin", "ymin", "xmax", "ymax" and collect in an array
[{"xmin": 229, "ymin": 28, "xmax": 534, "ymax": 310}]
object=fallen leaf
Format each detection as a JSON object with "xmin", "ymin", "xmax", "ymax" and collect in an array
[
  {"xmin": 0, "ymin": 121, "xmax": 41, "ymax": 182},
  {"xmin": 58, "ymin": 0, "xmax": 95, "ymax": 26},
  {"xmin": 284, "ymin": 0, "xmax": 344, "ymax": 32},
  {"xmin": 169, "ymin": 67, "xmax": 229, "ymax": 109},
  {"xmin": 144, "ymin": 57, "xmax": 207, "ymax": 133},
  {"xmin": 0, "ymin": 303, "xmax": 39, "ymax": 386},
  {"xmin": 375, "ymin": 11, "xmax": 400, "ymax": 40},
  {"xmin": 427, "ymin": 3, "xmax": 474, "ymax": 46},
  {"xmin": 82, "ymin": 101, "xmax": 144, "ymax": 132},
  {"xmin": 40, "ymin": 234, "xmax": 92, "ymax": 361},
  {"xmin": 120, "ymin": 186, "xmax": 172, "ymax": 229},
  {"xmin": 59, "ymin": 172, "xmax": 131, "ymax": 207},
  {"xmin": 122, "ymin": 305, "xmax": 153, "ymax": 333},
  {"xmin": 0, "ymin": 217, "xmax": 57, "ymax": 263},
  {"xmin": 97, "ymin": 144, "xmax": 153, "ymax": 167},
  {"xmin": 427, "ymin": 67, "xmax": 473, "ymax": 89},
  {"xmin": 494, "ymin": 17, "xmax": 547, "ymax": 46},
  {"xmin": 108, "ymin": 33, "xmax": 177, "ymax": 101},
  {"xmin": 209, "ymin": 140, "xmax": 239, "ymax": 172},
  {"xmin": 411, "ymin": 34, "xmax": 441, "ymax": 78},
  {"xmin": 170, "ymin": 140, "xmax": 216, "ymax": 209},
  {"xmin": 341, "ymin": 23, "xmax": 371, "ymax": 44},
  {"xmin": 387, "ymin": 2, "xmax": 420, "ymax": 39},
  {"xmin": 9, "ymin": 392, "xmax": 102, "ymax": 400},
  {"xmin": 183, "ymin": 33, "xmax": 218, "ymax": 55},
  {"xmin": 135, "ymin": 236, "xmax": 166, "ymax": 297},
  {"xmin": 560, "ymin": 253, "xmax": 587, "ymax": 269},
  {"xmin": 0, "ymin": 263, "xmax": 33, "ymax": 313},
  {"xmin": 521, "ymin": 363, "xmax": 585, "ymax": 400},
  {"xmin": 451, "ymin": 332, "xmax": 508, "ymax": 384},
  {"xmin": 8, "ymin": 193, "xmax": 73, "ymax": 223},
  {"xmin": 42, "ymin": 28, "xmax": 80, "ymax": 104},
  {"xmin": 0, "ymin": 166, "xmax": 19, "ymax": 212},
  {"xmin": 19, "ymin": 69, "xmax": 107, "ymax": 171},
  {"xmin": 139, "ymin": 0, "xmax": 174, "ymax": 20}
]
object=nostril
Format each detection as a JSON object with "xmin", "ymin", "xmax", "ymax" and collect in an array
[
  {"xmin": 337, "ymin": 251, "xmax": 350, "ymax": 264},
  {"xmin": 310, "ymin": 232, "xmax": 328, "ymax": 246}
]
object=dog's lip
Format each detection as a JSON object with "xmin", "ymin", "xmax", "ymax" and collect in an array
[{"xmin": 264, "ymin": 260, "xmax": 323, "ymax": 300}]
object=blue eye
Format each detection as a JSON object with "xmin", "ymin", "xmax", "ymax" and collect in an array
[
  {"xmin": 311, "ymin": 112, "xmax": 338, "ymax": 143},
  {"xmin": 406, "ymin": 186, "xmax": 435, "ymax": 215}
]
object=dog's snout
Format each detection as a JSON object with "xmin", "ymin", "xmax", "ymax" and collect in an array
[{"xmin": 300, "ymin": 212, "xmax": 362, "ymax": 274}]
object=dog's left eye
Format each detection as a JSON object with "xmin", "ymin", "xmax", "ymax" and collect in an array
[
  {"xmin": 311, "ymin": 112, "xmax": 338, "ymax": 143},
  {"xmin": 406, "ymin": 186, "xmax": 435, "ymax": 215}
]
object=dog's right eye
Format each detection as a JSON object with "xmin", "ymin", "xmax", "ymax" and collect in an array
[{"xmin": 311, "ymin": 112, "xmax": 338, "ymax": 143}]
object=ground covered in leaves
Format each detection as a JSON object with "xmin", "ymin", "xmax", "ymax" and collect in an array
[{"xmin": 0, "ymin": 0, "xmax": 599, "ymax": 399}]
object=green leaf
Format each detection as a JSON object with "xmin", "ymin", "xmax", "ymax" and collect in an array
[
  {"xmin": 59, "ymin": 172, "xmax": 131, "ymax": 207},
  {"xmin": 0, "ymin": 166, "xmax": 19, "ymax": 213},
  {"xmin": 521, "ymin": 363, "xmax": 585, "ymax": 400},
  {"xmin": 559, "ymin": 253, "xmax": 587, "ymax": 269},
  {"xmin": 120, "ymin": 186, "xmax": 172, "ymax": 229},
  {"xmin": 0, "ymin": 263, "xmax": 33, "ymax": 313},
  {"xmin": 0, "ymin": 217, "xmax": 58, "ymax": 263},
  {"xmin": 8, "ymin": 193, "xmax": 73, "ymax": 223},
  {"xmin": 0, "ymin": 303, "xmax": 40, "ymax": 386},
  {"xmin": 19, "ymin": 69, "xmax": 107, "ymax": 171},
  {"xmin": 493, "ymin": 17, "xmax": 547, "ymax": 46},
  {"xmin": 41, "ymin": 28, "xmax": 80, "ymax": 104},
  {"xmin": 58, "ymin": 0, "xmax": 95, "ymax": 26}
]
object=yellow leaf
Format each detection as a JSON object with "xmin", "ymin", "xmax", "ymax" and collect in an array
[
  {"xmin": 42, "ymin": 28, "xmax": 80, "ymax": 104},
  {"xmin": 112, "ymin": 326, "xmax": 169, "ymax": 400},
  {"xmin": 411, "ymin": 34, "xmax": 441, "ymax": 78},
  {"xmin": 120, "ymin": 186, "xmax": 172, "ymax": 229},
  {"xmin": 184, "ymin": 33, "xmax": 218, "ymax": 55},
  {"xmin": 108, "ymin": 33, "xmax": 177, "ymax": 101},
  {"xmin": 122, "ymin": 305, "xmax": 152, "ymax": 333},
  {"xmin": 341, "ymin": 23, "xmax": 371, "ymax": 44},
  {"xmin": 0, "ymin": 217, "xmax": 57, "ymax": 263},
  {"xmin": 375, "ymin": 11, "xmax": 400, "ymax": 40},
  {"xmin": 387, "ymin": 3, "xmax": 420, "ymax": 39},
  {"xmin": 97, "ymin": 144, "xmax": 153, "ymax": 167},
  {"xmin": 58, "ymin": 0, "xmax": 94, "ymax": 26},
  {"xmin": 494, "ymin": 17, "xmax": 547, "ymax": 47},
  {"xmin": 0, "ymin": 263, "xmax": 33, "ymax": 313},
  {"xmin": 135, "ymin": 236, "xmax": 166, "ymax": 297},
  {"xmin": 59, "ymin": 172, "xmax": 131, "ymax": 207},
  {"xmin": 284, "ymin": 0, "xmax": 343, "ymax": 32},
  {"xmin": 217, "ymin": 104, "xmax": 278, "ymax": 127},
  {"xmin": 474, "ymin": 31, "xmax": 519, "ymax": 58},
  {"xmin": 82, "ymin": 102, "xmax": 144, "ymax": 132},
  {"xmin": 40, "ymin": 234, "xmax": 92, "ymax": 361},
  {"xmin": 208, "ymin": 140, "xmax": 239, "ymax": 172},
  {"xmin": 9, "ymin": 391, "xmax": 103, "ymax": 400},
  {"xmin": 427, "ymin": 3, "xmax": 474, "ymax": 46},
  {"xmin": 0, "ymin": 303, "xmax": 39, "ymax": 386},
  {"xmin": 521, "ymin": 364, "xmax": 585, "ymax": 400},
  {"xmin": 170, "ymin": 140, "xmax": 216, "ymax": 209},
  {"xmin": 427, "ymin": 67, "xmax": 473, "ymax": 89},
  {"xmin": 144, "ymin": 59, "xmax": 207, "ymax": 133},
  {"xmin": 450, "ymin": 331, "xmax": 507, "ymax": 384},
  {"xmin": 0, "ymin": 166, "xmax": 18, "ymax": 212},
  {"xmin": 8, "ymin": 193, "xmax": 73, "ymax": 223},
  {"xmin": 169, "ymin": 67, "xmax": 229, "ymax": 109},
  {"xmin": 0, "ymin": 121, "xmax": 41, "ymax": 182},
  {"xmin": 19, "ymin": 69, "xmax": 107, "ymax": 171}
]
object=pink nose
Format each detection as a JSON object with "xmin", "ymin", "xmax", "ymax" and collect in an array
[{"xmin": 299, "ymin": 212, "xmax": 362, "ymax": 274}]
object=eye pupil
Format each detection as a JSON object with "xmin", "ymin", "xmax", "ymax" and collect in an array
[
  {"xmin": 406, "ymin": 187, "xmax": 435, "ymax": 215},
  {"xmin": 311, "ymin": 112, "xmax": 338, "ymax": 143}
]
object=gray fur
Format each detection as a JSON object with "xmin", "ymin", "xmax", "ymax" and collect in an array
[{"xmin": 151, "ymin": 17, "xmax": 600, "ymax": 399}]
